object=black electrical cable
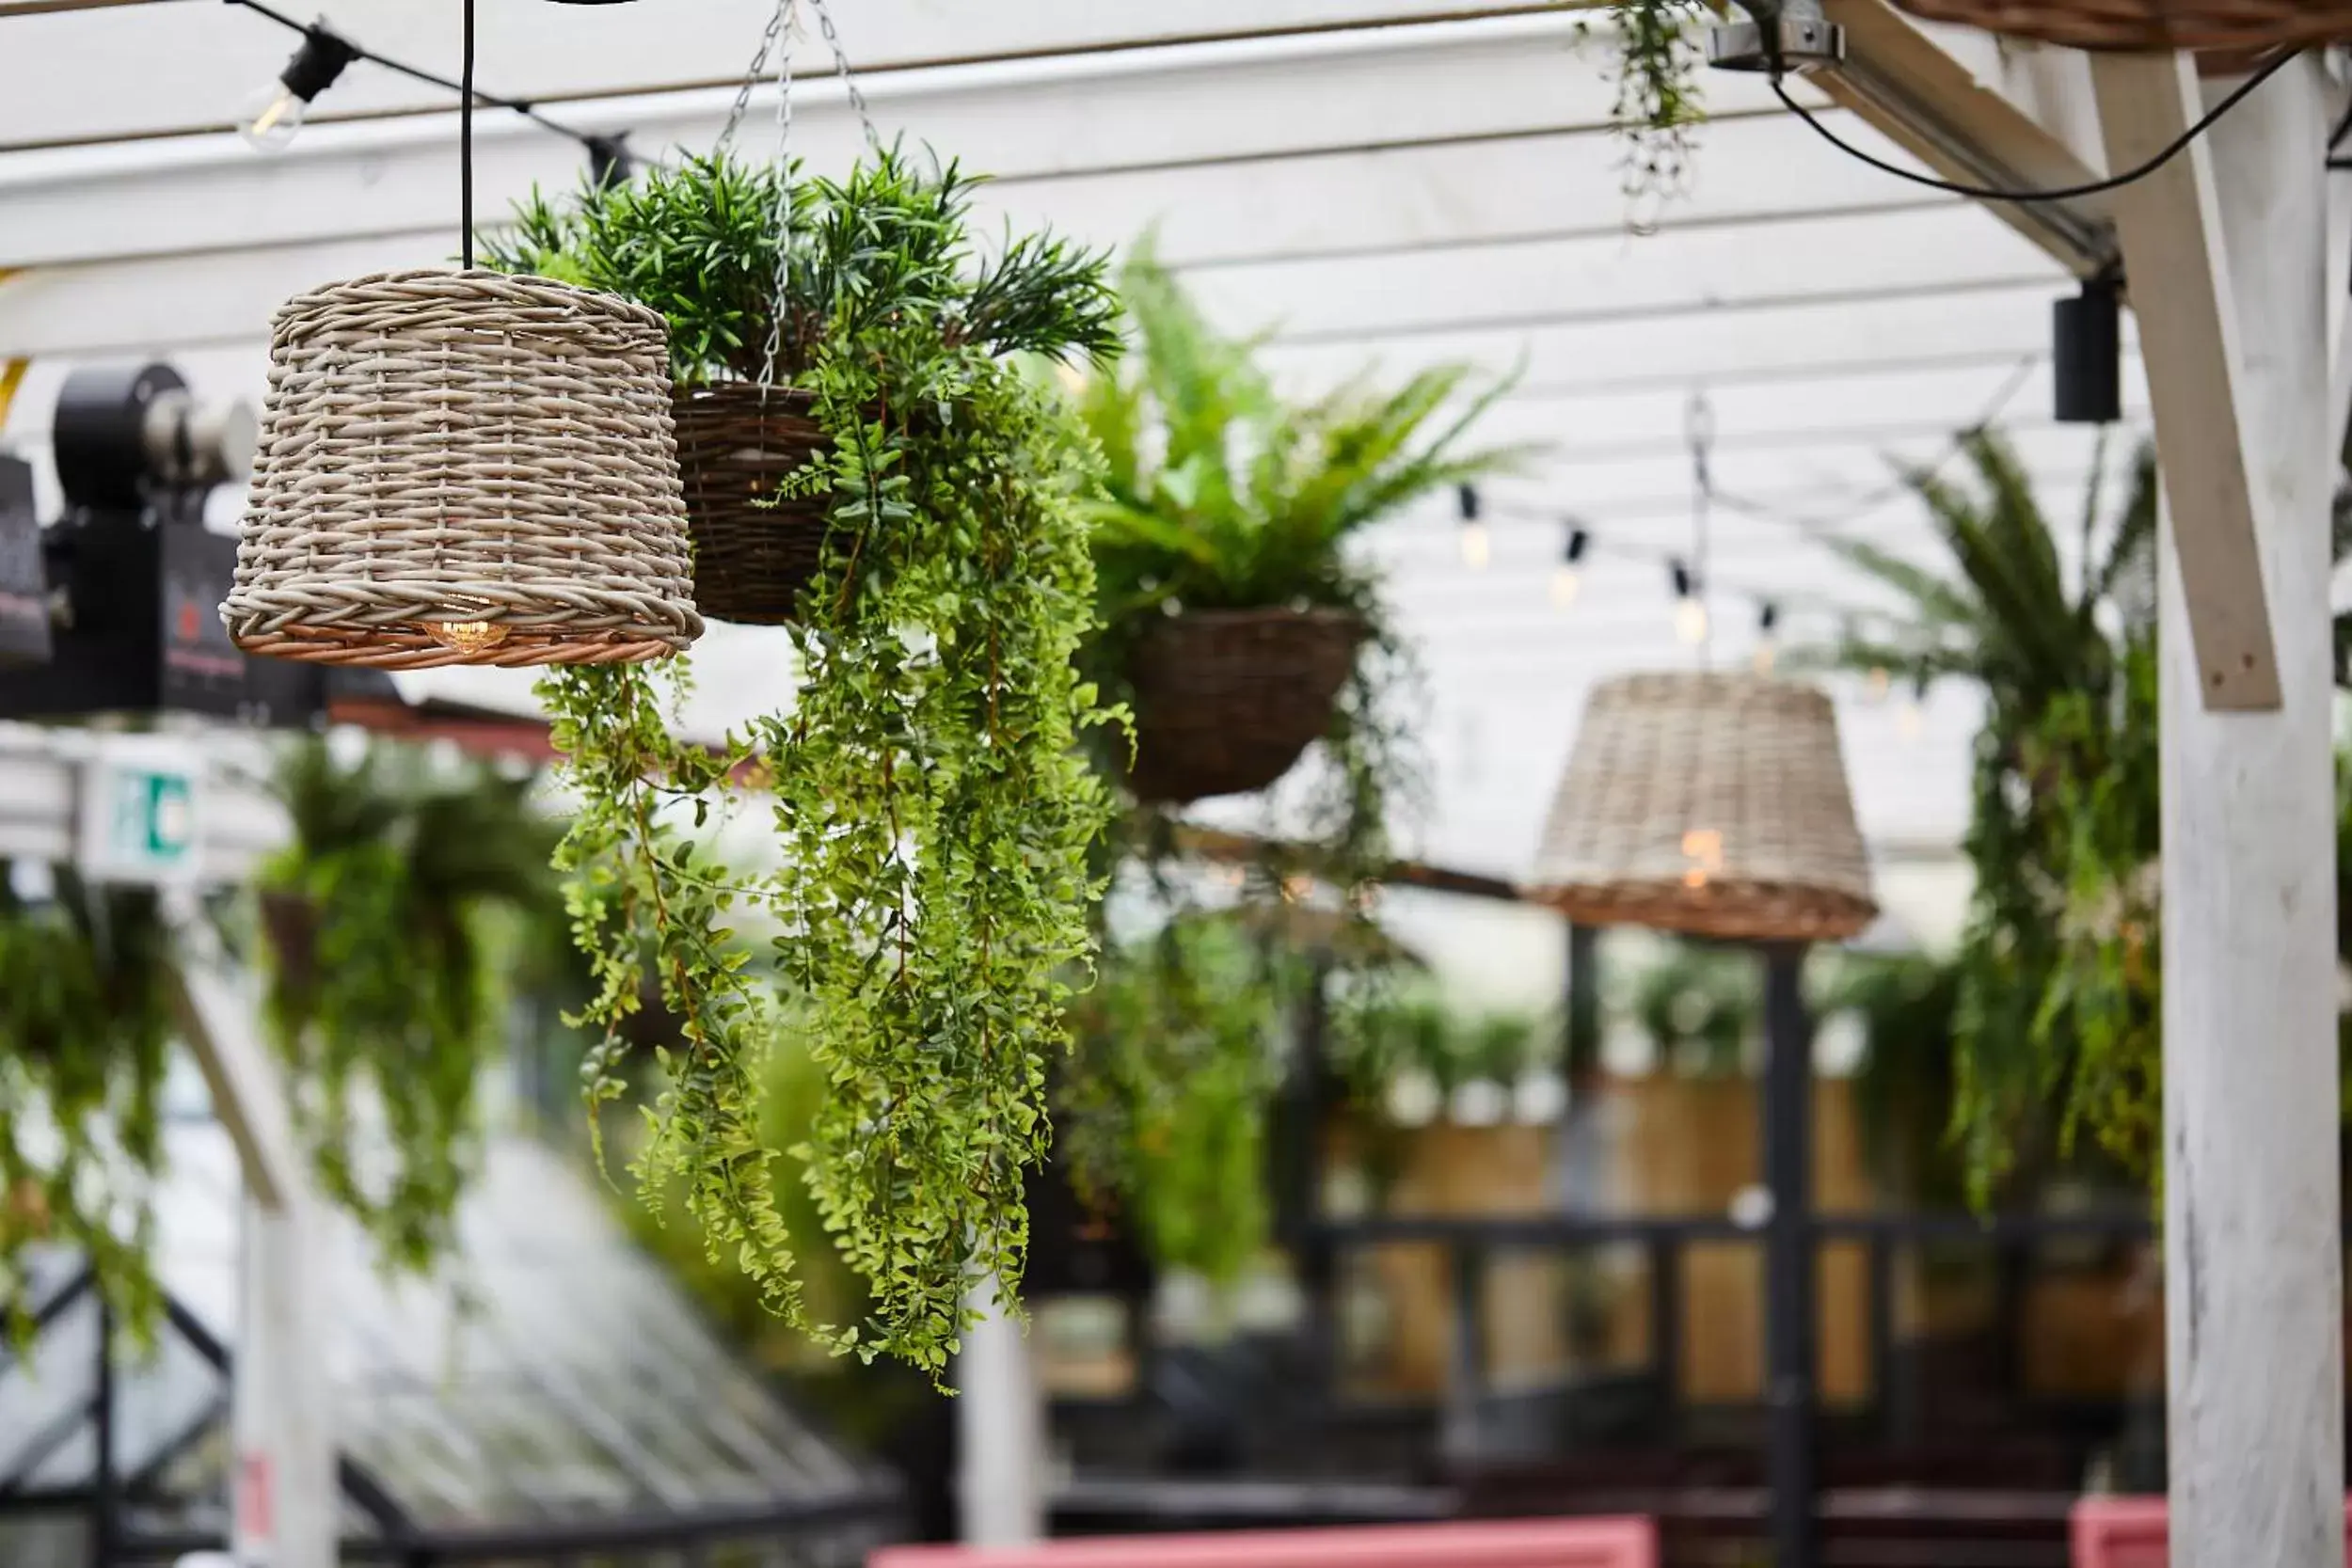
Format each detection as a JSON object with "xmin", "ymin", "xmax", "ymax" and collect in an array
[
  {"xmin": 461, "ymin": 0, "xmax": 475, "ymax": 268},
  {"xmin": 1769, "ymin": 47, "xmax": 2297, "ymax": 205},
  {"xmin": 222, "ymin": 0, "xmax": 605, "ymax": 150}
]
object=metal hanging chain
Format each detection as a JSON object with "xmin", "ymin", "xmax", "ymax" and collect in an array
[
  {"xmin": 754, "ymin": 0, "xmax": 799, "ymax": 395},
  {"xmin": 804, "ymin": 0, "xmax": 881, "ymax": 150},
  {"xmin": 717, "ymin": 0, "xmax": 791, "ymax": 151},
  {"xmin": 1686, "ymin": 388, "xmax": 1716, "ymax": 671}
]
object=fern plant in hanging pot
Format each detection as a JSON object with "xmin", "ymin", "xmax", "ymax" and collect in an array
[
  {"xmin": 507, "ymin": 148, "xmax": 1124, "ymax": 1374},
  {"xmin": 1074, "ymin": 255, "xmax": 1529, "ymax": 806}
]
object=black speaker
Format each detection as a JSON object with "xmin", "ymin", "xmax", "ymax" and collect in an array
[{"xmin": 2055, "ymin": 278, "xmax": 2122, "ymax": 426}]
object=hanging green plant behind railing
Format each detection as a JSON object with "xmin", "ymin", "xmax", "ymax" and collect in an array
[
  {"xmin": 256, "ymin": 739, "xmax": 561, "ymax": 1274},
  {"xmin": 0, "ymin": 869, "xmax": 172, "ymax": 1340},
  {"xmin": 510, "ymin": 148, "xmax": 1120, "ymax": 1376}
]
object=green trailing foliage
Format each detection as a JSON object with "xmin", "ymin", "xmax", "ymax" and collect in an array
[
  {"xmin": 1800, "ymin": 433, "xmax": 2184, "ymax": 1200},
  {"xmin": 1589, "ymin": 1, "xmax": 1714, "ymax": 200},
  {"xmin": 505, "ymin": 148, "xmax": 1120, "ymax": 1377},
  {"xmin": 256, "ymin": 739, "xmax": 560, "ymax": 1274},
  {"xmin": 0, "ymin": 868, "xmax": 173, "ymax": 1340},
  {"xmin": 1058, "ymin": 914, "xmax": 1293, "ymax": 1284}
]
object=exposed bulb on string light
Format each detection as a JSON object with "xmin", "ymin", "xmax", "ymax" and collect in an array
[
  {"xmin": 1456, "ymin": 483, "xmax": 1490, "ymax": 569},
  {"xmin": 1897, "ymin": 675, "xmax": 1928, "ymax": 740},
  {"xmin": 1866, "ymin": 664, "xmax": 1892, "ymax": 703},
  {"xmin": 1550, "ymin": 525, "xmax": 1591, "ymax": 609},
  {"xmin": 1752, "ymin": 602, "xmax": 1781, "ymax": 674},
  {"xmin": 238, "ymin": 24, "xmax": 359, "ymax": 153},
  {"xmin": 1670, "ymin": 558, "xmax": 1708, "ymax": 645}
]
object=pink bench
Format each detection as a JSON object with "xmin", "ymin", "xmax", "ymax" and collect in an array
[
  {"xmin": 871, "ymin": 1518, "xmax": 1659, "ymax": 1568},
  {"xmin": 2073, "ymin": 1497, "xmax": 2352, "ymax": 1566}
]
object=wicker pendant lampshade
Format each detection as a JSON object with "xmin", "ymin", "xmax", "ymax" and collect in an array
[
  {"xmin": 1887, "ymin": 0, "xmax": 2352, "ymax": 51},
  {"xmin": 222, "ymin": 269, "xmax": 703, "ymax": 670},
  {"xmin": 1530, "ymin": 672, "xmax": 1877, "ymax": 943}
]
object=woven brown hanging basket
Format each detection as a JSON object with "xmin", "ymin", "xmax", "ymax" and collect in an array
[
  {"xmin": 223, "ymin": 269, "xmax": 703, "ymax": 670},
  {"xmin": 1887, "ymin": 0, "xmax": 2352, "ymax": 50},
  {"xmin": 1124, "ymin": 608, "xmax": 1364, "ymax": 805},
  {"xmin": 1529, "ymin": 672, "xmax": 1877, "ymax": 943},
  {"xmin": 671, "ymin": 382, "xmax": 838, "ymax": 625}
]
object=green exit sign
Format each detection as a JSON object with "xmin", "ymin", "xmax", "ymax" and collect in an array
[{"xmin": 77, "ymin": 739, "xmax": 202, "ymax": 885}]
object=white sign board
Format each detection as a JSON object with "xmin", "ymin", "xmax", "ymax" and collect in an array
[{"xmin": 76, "ymin": 736, "xmax": 203, "ymax": 885}]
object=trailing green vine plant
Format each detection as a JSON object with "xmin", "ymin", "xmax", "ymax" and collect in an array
[
  {"xmin": 500, "ymin": 148, "xmax": 1121, "ymax": 1376},
  {"xmin": 0, "ymin": 866, "xmax": 172, "ymax": 1339},
  {"xmin": 255, "ymin": 738, "xmax": 560, "ymax": 1273},
  {"xmin": 1589, "ymin": 1, "xmax": 1714, "ymax": 200}
]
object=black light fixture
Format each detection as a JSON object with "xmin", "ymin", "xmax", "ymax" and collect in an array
[
  {"xmin": 1551, "ymin": 524, "xmax": 1592, "ymax": 609},
  {"xmin": 2055, "ymin": 275, "xmax": 2122, "ymax": 425},
  {"xmin": 1754, "ymin": 601, "xmax": 1782, "ymax": 674},
  {"xmin": 238, "ymin": 20, "xmax": 360, "ymax": 153},
  {"xmin": 1669, "ymin": 557, "xmax": 1708, "ymax": 645},
  {"xmin": 1457, "ymin": 483, "xmax": 1490, "ymax": 569},
  {"xmin": 584, "ymin": 131, "xmax": 637, "ymax": 189}
]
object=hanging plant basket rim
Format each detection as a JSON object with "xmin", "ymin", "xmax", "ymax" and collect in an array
[
  {"xmin": 1124, "ymin": 605, "xmax": 1367, "ymax": 805},
  {"xmin": 224, "ymin": 266, "xmax": 702, "ymax": 669}
]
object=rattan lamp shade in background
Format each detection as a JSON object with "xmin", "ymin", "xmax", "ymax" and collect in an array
[
  {"xmin": 1530, "ymin": 672, "xmax": 1877, "ymax": 943},
  {"xmin": 223, "ymin": 269, "xmax": 703, "ymax": 670},
  {"xmin": 1888, "ymin": 0, "xmax": 2352, "ymax": 50}
]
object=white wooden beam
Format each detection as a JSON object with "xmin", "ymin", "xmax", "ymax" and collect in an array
[
  {"xmin": 1819, "ymin": 0, "xmax": 2115, "ymax": 274},
  {"xmin": 0, "ymin": 2, "xmax": 1613, "ymax": 153},
  {"xmin": 2091, "ymin": 52, "xmax": 2279, "ymax": 710},
  {"xmin": 2150, "ymin": 50, "xmax": 2343, "ymax": 1568}
]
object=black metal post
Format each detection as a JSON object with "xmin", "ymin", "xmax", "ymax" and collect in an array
[
  {"xmin": 1441, "ymin": 1243, "xmax": 1490, "ymax": 1466},
  {"xmin": 1565, "ymin": 924, "xmax": 1601, "ymax": 1087},
  {"xmin": 1761, "ymin": 943, "xmax": 1816, "ymax": 1568},
  {"xmin": 1867, "ymin": 1232, "xmax": 1900, "ymax": 1447},
  {"xmin": 93, "ymin": 1297, "xmax": 116, "ymax": 1568},
  {"xmin": 1277, "ymin": 960, "xmax": 1338, "ymax": 1402},
  {"xmin": 1645, "ymin": 1234, "xmax": 1683, "ymax": 1436}
]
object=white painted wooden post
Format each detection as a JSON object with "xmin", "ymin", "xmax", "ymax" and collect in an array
[
  {"xmin": 2101, "ymin": 52, "xmax": 2344, "ymax": 1567},
  {"xmin": 957, "ymin": 1284, "xmax": 1047, "ymax": 1547},
  {"xmin": 171, "ymin": 949, "xmax": 336, "ymax": 1568}
]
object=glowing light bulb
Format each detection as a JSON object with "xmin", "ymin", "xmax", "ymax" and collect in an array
[
  {"xmin": 1897, "ymin": 691, "xmax": 1926, "ymax": 739},
  {"xmin": 1752, "ymin": 640, "xmax": 1778, "ymax": 675},
  {"xmin": 1674, "ymin": 597, "xmax": 1709, "ymax": 646},
  {"xmin": 1867, "ymin": 666, "xmax": 1892, "ymax": 702},
  {"xmin": 237, "ymin": 26, "xmax": 357, "ymax": 155},
  {"xmin": 238, "ymin": 84, "xmax": 310, "ymax": 153},
  {"xmin": 429, "ymin": 620, "xmax": 512, "ymax": 655},
  {"xmin": 1550, "ymin": 562, "xmax": 1582, "ymax": 609},
  {"xmin": 1459, "ymin": 519, "xmax": 1491, "ymax": 570},
  {"xmin": 1681, "ymin": 828, "xmax": 1724, "ymax": 890}
]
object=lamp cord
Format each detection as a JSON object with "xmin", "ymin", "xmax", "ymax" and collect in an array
[
  {"xmin": 1770, "ymin": 47, "xmax": 2296, "ymax": 205},
  {"xmin": 460, "ymin": 0, "xmax": 475, "ymax": 269}
]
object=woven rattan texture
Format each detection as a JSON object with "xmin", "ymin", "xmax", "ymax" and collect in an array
[
  {"xmin": 224, "ymin": 268, "xmax": 703, "ymax": 670},
  {"xmin": 1889, "ymin": 0, "xmax": 2352, "ymax": 49},
  {"xmin": 1126, "ymin": 608, "xmax": 1363, "ymax": 804},
  {"xmin": 1530, "ymin": 672, "xmax": 1877, "ymax": 942},
  {"xmin": 670, "ymin": 383, "xmax": 834, "ymax": 626}
]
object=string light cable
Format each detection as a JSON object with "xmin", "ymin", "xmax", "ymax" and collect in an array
[
  {"xmin": 222, "ymin": 0, "xmax": 630, "ymax": 172},
  {"xmin": 1767, "ymin": 46, "xmax": 2299, "ymax": 205}
]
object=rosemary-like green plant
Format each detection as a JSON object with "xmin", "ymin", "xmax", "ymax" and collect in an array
[
  {"xmin": 512, "ymin": 148, "xmax": 1120, "ymax": 1376},
  {"xmin": 256, "ymin": 738, "xmax": 560, "ymax": 1273},
  {"xmin": 0, "ymin": 867, "xmax": 172, "ymax": 1339}
]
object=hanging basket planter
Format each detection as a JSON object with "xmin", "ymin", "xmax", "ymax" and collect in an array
[
  {"xmin": 1123, "ymin": 608, "xmax": 1364, "ymax": 805},
  {"xmin": 1886, "ymin": 0, "xmax": 2352, "ymax": 50},
  {"xmin": 222, "ymin": 269, "xmax": 703, "ymax": 670},
  {"xmin": 670, "ymin": 382, "xmax": 837, "ymax": 625},
  {"xmin": 1529, "ymin": 672, "xmax": 1877, "ymax": 943}
]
